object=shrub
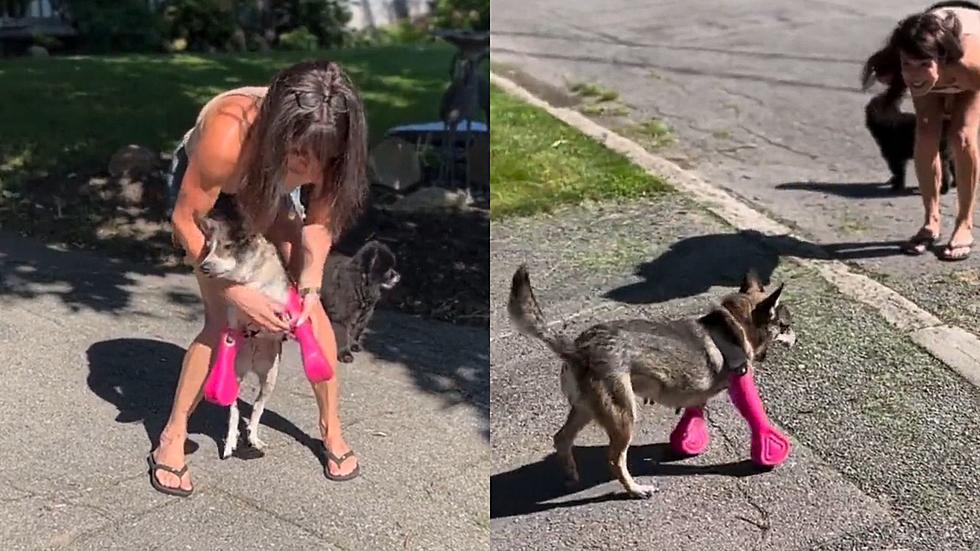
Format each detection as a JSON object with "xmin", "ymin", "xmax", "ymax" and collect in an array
[
  {"xmin": 65, "ymin": 0, "xmax": 165, "ymax": 53},
  {"xmin": 277, "ymin": 24, "xmax": 318, "ymax": 51},
  {"xmin": 161, "ymin": 0, "xmax": 238, "ymax": 52},
  {"xmin": 430, "ymin": 0, "xmax": 489, "ymax": 31}
]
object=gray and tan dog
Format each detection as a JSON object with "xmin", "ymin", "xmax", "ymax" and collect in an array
[
  {"xmin": 507, "ymin": 264, "xmax": 795, "ymax": 498},
  {"xmin": 195, "ymin": 208, "xmax": 293, "ymax": 460}
]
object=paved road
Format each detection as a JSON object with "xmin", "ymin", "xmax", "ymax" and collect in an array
[
  {"xmin": 491, "ymin": 0, "xmax": 980, "ymax": 337},
  {"xmin": 0, "ymin": 232, "xmax": 489, "ymax": 550},
  {"xmin": 490, "ymin": 197, "xmax": 980, "ymax": 551}
]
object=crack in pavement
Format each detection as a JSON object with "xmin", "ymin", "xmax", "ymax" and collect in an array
[
  {"xmin": 64, "ymin": 498, "xmax": 182, "ymax": 548},
  {"xmin": 704, "ymin": 412, "xmax": 772, "ymax": 547},
  {"xmin": 737, "ymin": 124, "xmax": 820, "ymax": 160},
  {"xmin": 210, "ymin": 486, "xmax": 351, "ymax": 550},
  {"xmin": 721, "ymin": 86, "xmax": 767, "ymax": 108}
]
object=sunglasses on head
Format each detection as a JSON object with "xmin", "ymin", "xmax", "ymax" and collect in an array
[{"xmin": 292, "ymin": 91, "xmax": 348, "ymax": 112}]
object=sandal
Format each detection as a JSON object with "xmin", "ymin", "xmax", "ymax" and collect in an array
[
  {"xmin": 900, "ymin": 229, "xmax": 941, "ymax": 256},
  {"xmin": 323, "ymin": 448, "xmax": 360, "ymax": 481},
  {"xmin": 146, "ymin": 452, "xmax": 193, "ymax": 497},
  {"xmin": 938, "ymin": 241, "xmax": 973, "ymax": 261}
]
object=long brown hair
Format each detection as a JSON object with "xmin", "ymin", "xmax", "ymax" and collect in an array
[
  {"xmin": 234, "ymin": 59, "xmax": 368, "ymax": 238},
  {"xmin": 861, "ymin": 4, "xmax": 967, "ymax": 93}
]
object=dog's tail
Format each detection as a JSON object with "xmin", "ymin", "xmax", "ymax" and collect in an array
[{"xmin": 508, "ymin": 265, "xmax": 578, "ymax": 363}]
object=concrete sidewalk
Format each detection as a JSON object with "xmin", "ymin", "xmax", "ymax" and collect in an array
[
  {"xmin": 0, "ymin": 232, "xmax": 489, "ymax": 550},
  {"xmin": 491, "ymin": 197, "xmax": 980, "ymax": 550}
]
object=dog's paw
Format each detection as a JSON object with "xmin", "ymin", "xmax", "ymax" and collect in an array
[
  {"xmin": 339, "ymin": 350, "xmax": 354, "ymax": 363},
  {"xmin": 221, "ymin": 439, "xmax": 237, "ymax": 460},
  {"xmin": 247, "ymin": 434, "xmax": 266, "ymax": 450},
  {"xmin": 628, "ymin": 485, "xmax": 658, "ymax": 500},
  {"xmin": 350, "ymin": 342, "xmax": 362, "ymax": 353}
]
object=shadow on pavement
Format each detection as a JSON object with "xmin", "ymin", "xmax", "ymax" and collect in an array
[{"xmin": 491, "ymin": 443, "xmax": 765, "ymax": 519}]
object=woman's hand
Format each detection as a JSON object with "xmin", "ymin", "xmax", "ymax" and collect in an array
[
  {"xmin": 294, "ymin": 288, "xmax": 321, "ymax": 327},
  {"xmin": 224, "ymin": 285, "xmax": 292, "ymax": 333}
]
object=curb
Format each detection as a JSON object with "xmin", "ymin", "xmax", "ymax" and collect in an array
[{"xmin": 490, "ymin": 70, "xmax": 980, "ymax": 390}]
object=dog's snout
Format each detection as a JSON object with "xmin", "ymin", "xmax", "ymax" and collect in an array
[{"xmin": 199, "ymin": 262, "xmax": 212, "ymax": 276}]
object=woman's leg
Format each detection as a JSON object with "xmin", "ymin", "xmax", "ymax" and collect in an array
[
  {"xmin": 905, "ymin": 93, "xmax": 948, "ymax": 254},
  {"xmin": 914, "ymin": 95, "xmax": 946, "ymax": 230},
  {"xmin": 942, "ymin": 90, "xmax": 980, "ymax": 259},
  {"xmin": 265, "ymin": 200, "xmax": 358, "ymax": 478},
  {"xmin": 151, "ymin": 272, "xmax": 228, "ymax": 491}
]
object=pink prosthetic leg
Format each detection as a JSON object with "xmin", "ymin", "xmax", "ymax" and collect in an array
[
  {"xmin": 728, "ymin": 369, "xmax": 791, "ymax": 467},
  {"xmin": 669, "ymin": 407, "xmax": 710, "ymax": 456},
  {"xmin": 285, "ymin": 287, "xmax": 334, "ymax": 384},
  {"xmin": 203, "ymin": 328, "xmax": 242, "ymax": 406}
]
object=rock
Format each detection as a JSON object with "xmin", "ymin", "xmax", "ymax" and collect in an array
[
  {"xmin": 250, "ymin": 34, "xmax": 270, "ymax": 52},
  {"xmin": 108, "ymin": 145, "xmax": 158, "ymax": 179},
  {"xmin": 86, "ymin": 174, "xmax": 168, "ymax": 213},
  {"xmin": 385, "ymin": 186, "xmax": 471, "ymax": 213},
  {"xmin": 26, "ymin": 45, "xmax": 48, "ymax": 57},
  {"xmin": 229, "ymin": 27, "xmax": 247, "ymax": 52}
]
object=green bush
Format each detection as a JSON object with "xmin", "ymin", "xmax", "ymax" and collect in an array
[
  {"xmin": 161, "ymin": 0, "xmax": 239, "ymax": 52},
  {"xmin": 431, "ymin": 0, "xmax": 489, "ymax": 31},
  {"xmin": 277, "ymin": 25, "xmax": 318, "ymax": 51},
  {"xmin": 287, "ymin": 0, "xmax": 351, "ymax": 49},
  {"xmin": 348, "ymin": 19, "xmax": 434, "ymax": 47},
  {"xmin": 65, "ymin": 0, "xmax": 165, "ymax": 53},
  {"xmin": 31, "ymin": 32, "xmax": 64, "ymax": 52}
]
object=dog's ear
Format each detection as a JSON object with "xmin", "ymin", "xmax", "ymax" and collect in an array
[
  {"xmin": 359, "ymin": 243, "xmax": 379, "ymax": 273},
  {"xmin": 740, "ymin": 269, "xmax": 765, "ymax": 293},
  {"xmin": 753, "ymin": 283, "xmax": 784, "ymax": 322}
]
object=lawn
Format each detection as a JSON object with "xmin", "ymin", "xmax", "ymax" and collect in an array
[
  {"xmin": 490, "ymin": 87, "xmax": 669, "ymax": 219},
  {"xmin": 489, "ymin": 85, "xmax": 671, "ymax": 219},
  {"xmin": 0, "ymin": 44, "xmax": 455, "ymax": 187}
]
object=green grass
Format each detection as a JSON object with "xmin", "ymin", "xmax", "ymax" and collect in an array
[
  {"xmin": 568, "ymin": 81, "xmax": 618, "ymax": 102},
  {"xmin": 0, "ymin": 44, "xmax": 456, "ymax": 186},
  {"xmin": 623, "ymin": 118, "xmax": 675, "ymax": 150},
  {"xmin": 490, "ymin": 86, "xmax": 670, "ymax": 219}
]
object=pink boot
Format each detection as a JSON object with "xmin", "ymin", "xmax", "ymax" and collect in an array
[
  {"xmin": 669, "ymin": 406, "xmax": 710, "ymax": 456},
  {"xmin": 285, "ymin": 287, "xmax": 334, "ymax": 383},
  {"xmin": 728, "ymin": 369, "xmax": 790, "ymax": 467},
  {"xmin": 203, "ymin": 328, "xmax": 241, "ymax": 406}
]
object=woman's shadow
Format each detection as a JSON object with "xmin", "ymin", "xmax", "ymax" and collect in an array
[
  {"xmin": 85, "ymin": 338, "xmax": 326, "ymax": 465},
  {"xmin": 604, "ymin": 229, "xmax": 903, "ymax": 304}
]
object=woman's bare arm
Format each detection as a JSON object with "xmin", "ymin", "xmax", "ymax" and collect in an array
[
  {"xmin": 297, "ymin": 191, "xmax": 334, "ymax": 291},
  {"xmin": 170, "ymin": 103, "xmax": 250, "ymax": 265}
]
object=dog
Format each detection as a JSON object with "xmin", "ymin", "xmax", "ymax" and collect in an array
[
  {"xmin": 195, "ymin": 207, "xmax": 291, "ymax": 460},
  {"xmin": 507, "ymin": 265, "xmax": 795, "ymax": 498},
  {"xmin": 864, "ymin": 73, "xmax": 954, "ymax": 194},
  {"xmin": 322, "ymin": 240, "xmax": 400, "ymax": 363}
]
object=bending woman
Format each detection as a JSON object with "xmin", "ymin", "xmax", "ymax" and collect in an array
[
  {"xmin": 862, "ymin": 1, "xmax": 980, "ymax": 260},
  {"xmin": 149, "ymin": 59, "xmax": 368, "ymax": 496}
]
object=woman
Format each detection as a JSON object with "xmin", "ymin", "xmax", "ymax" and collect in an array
[
  {"xmin": 863, "ymin": 2, "xmax": 980, "ymax": 260},
  {"xmin": 148, "ymin": 59, "xmax": 368, "ymax": 496}
]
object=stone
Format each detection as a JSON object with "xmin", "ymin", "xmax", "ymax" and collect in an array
[
  {"xmin": 108, "ymin": 145, "xmax": 158, "ymax": 179},
  {"xmin": 386, "ymin": 186, "xmax": 471, "ymax": 213}
]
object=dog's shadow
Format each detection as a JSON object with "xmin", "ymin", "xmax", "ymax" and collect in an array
[
  {"xmin": 86, "ymin": 338, "xmax": 328, "ymax": 466},
  {"xmin": 490, "ymin": 443, "xmax": 766, "ymax": 519}
]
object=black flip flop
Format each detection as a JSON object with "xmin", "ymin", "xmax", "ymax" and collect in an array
[
  {"xmin": 324, "ymin": 449, "xmax": 360, "ymax": 482},
  {"xmin": 938, "ymin": 242, "xmax": 973, "ymax": 262},
  {"xmin": 146, "ymin": 453, "xmax": 193, "ymax": 497},
  {"xmin": 900, "ymin": 230, "xmax": 940, "ymax": 256}
]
